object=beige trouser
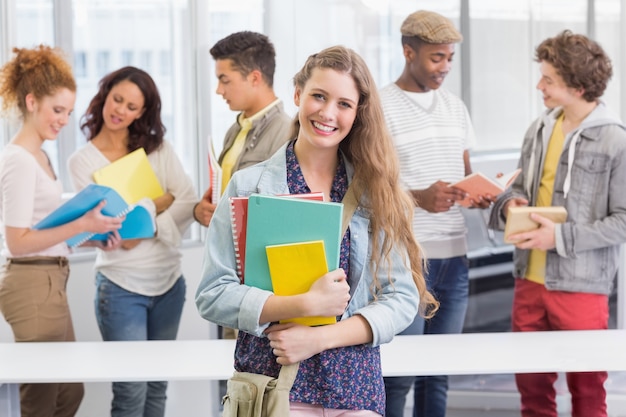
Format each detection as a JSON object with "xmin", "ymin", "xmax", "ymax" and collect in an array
[{"xmin": 0, "ymin": 257, "xmax": 84, "ymax": 417}]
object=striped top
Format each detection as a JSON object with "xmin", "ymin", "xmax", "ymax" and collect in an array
[{"xmin": 380, "ymin": 83, "xmax": 475, "ymax": 258}]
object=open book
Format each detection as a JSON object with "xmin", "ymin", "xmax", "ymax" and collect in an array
[
  {"xmin": 504, "ymin": 206, "xmax": 568, "ymax": 243},
  {"xmin": 449, "ymin": 168, "xmax": 521, "ymax": 208},
  {"xmin": 34, "ymin": 184, "xmax": 156, "ymax": 247}
]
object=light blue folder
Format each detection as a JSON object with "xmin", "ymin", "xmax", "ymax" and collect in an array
[
  {"xmin": 244, "ymin": 194, "xmax": 343, "ymax": 291},
  {"xmin": 34, "ymin": 183, "xmax": 155, "ymax": 247}
]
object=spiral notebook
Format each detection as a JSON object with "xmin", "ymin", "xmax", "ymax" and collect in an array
[
  {"xmin": 87, "ymin": 200, "xmax": 156, "ymax": 243},
  {"xmin": 34, "ymin": 184, "xmax": 133, "ymax": 247},
  {"xmin": 229, "ymin": 192, "xmax": 324, "ymax": 284},
  {"xmin": 243, "ymin": 194, "xmax": 343, "ymax": 292}
]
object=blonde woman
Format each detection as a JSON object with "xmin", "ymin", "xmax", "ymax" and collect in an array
[{"xmin": 196, "ymin": 46, "xmax": 437, "ymax": 416}]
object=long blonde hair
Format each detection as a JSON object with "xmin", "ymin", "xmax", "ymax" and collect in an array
[{"xmin": 292, "ymin": 46, "xmax": 438, "ymax": 317}]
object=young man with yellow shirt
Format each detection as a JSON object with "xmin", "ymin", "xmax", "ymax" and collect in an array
[
  {"xmin": 489, "ymin": 30, "xmax": 626, "ymax": 417},
  {"xmin": 207, "ymin": 31, "xmax": 292, "ymax": 205},
  {"xmin": 207, "ymin": 32, "xmax": 291, "ymax": 340}
]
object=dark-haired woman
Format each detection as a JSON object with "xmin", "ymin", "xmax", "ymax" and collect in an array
[{"xmin": 68, "ymin": 66, "xmax": 198, "ymax": 417}]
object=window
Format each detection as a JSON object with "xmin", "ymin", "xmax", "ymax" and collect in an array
[
  {"xmin": 74, "ymin": 51, "xmax": 87, "ymax": 77},
  {"xmin": 139, "ymin": 50, "xmax": 152, "ymax": 72},
  {"xmin": 96, "ymin": 50, "xmax": 110, "ymax": 77},
  {"xmin": 1, "ymin": 0, "xmax": 624, "ymax": 221},
  {"xmin": 159, "ymin": 50, "xmax": 171, "ymax": 76},
  {"xmin": 596, "ymin": 0, "xmax": 622, "ymax": 117},
  {"xmin": 7, "ymin": 0, "xmax": 60, "ymax": 176},
  {"xmin": 121, "ymin": 49, "xmax": 134, "ymax": 67}
]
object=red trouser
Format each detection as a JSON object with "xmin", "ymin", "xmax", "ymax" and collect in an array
[{"xmin": 512, "ymin": 278, "xmax": 609, "ymax": 417}]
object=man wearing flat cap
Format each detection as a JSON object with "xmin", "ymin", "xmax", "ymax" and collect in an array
[{"xmin": 381, "ymin": 10, "xmax": 491, "ymax": 417}]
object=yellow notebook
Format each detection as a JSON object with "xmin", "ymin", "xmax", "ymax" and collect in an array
[
  {"xmin": 266, "ymin": 240, "xmax": 336, "ymax": 326},
  {"xmin": 93, "ymin": 148, "xmax": 164, "ymax": 204}
]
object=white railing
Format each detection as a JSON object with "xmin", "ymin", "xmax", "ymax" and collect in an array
[{"xmin": 1, "ymin": 329, "xmax": 625, "ymax": 384}]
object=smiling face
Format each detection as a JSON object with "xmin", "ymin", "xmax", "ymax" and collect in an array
[
  {"xmin": 536, "ymin": 61, "xmax": 581, "ymax": 110},
  {"xmin": 101, "ymin": 79, "xmax": 145, "ymax": 132},
  {"xmin": 26, "ymin": 87, "xmax": 76, "ymax": 141},
  {"xmin": 404, "ymin": 42, "xmax": 455, "ymax": 92},
  {"xmin": 294, "ymin": 68, "xmax": 359, "ymax": 151}
]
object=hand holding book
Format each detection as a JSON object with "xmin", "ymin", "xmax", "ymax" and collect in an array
[
  {"xmin": 193, "ymin": 187, "xmax": 216, "ymax": 227},
  {"xmin": 504, "ymin": 205, "xmax": 567, "ymax": 244},
  {"xmin": 34, "ymin": 184, "xmax": 157, "ymax": 247},
  {"xmin": 266, "ymin": 240, "xmax": 348, "ymax": 326},
  {"xmin": 449, "ymin": 168, "xmax": 521, "ymax": 208}
]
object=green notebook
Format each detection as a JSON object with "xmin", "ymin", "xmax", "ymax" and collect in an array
[{"xmin": 244, "ymin": 194, "xmax": 343, "ymax": 291}]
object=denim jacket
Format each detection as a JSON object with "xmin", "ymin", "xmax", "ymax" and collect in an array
[
  {"xmin": 196, "ymin": 144, "xmax": 420, "ymax": 346},
  {"xmin": 489, "ymin": 102, "xmax": 626, "ymax": 294}
]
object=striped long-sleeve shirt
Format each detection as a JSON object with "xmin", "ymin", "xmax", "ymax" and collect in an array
[{"xmin": 380, "ymin": 83, "xmax": 475, "ymax": 259}]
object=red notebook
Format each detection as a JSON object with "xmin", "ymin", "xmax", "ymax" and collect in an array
[{"xmin": 229, "ymin": 192, "xmax": 324, "ymax": 284}]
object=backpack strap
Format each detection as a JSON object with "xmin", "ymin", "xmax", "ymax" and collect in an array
[{"xmin": 341, "ymin": 184, "xmax": 358, "ymax": 235}]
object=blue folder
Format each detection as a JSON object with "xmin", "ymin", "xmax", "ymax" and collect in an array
[{"xmin": 34, "ymin": 183, "xmax": 154, "ymax": 247}]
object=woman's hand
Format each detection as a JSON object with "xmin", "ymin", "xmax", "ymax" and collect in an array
[
  {"xmin": 80, "ymin": 200, "xmax": 124, "ymax": 234},
  {"xmin": 83, "ymin": 230, "xmax": 123, "ymax": 251},
  {"xmin": 153, "ymin": 192, "xmax": 175, "ymax": 214},
  {"xmin": 305, "ymin": 269, "xmax": 350, "ymax": 318},
  {"xmin": 121, "ymin": 238, "xmax": 143, "ymax": 250},
  {"xmin": 266, "ymin": 323, "xmax": 322, "ymax": 365}
]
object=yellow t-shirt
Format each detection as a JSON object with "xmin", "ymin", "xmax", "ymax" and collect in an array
[
  {"xmin": 526, "ymin": 113, "xmax": 565, "ymax": 284},
  {"xmin": 220, "ymin": 116, "xmax": 251, "ymax": 194},
  {"xmin": 219, "ymin": 100, "xmax": 280, "ymax": 195}
]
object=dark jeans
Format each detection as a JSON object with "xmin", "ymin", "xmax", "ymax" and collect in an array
[{"xmin": 384, "ymin": 256, "xmax": 469, "ymax": 417}]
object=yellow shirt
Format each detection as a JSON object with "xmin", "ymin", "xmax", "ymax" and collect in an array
[
  {"xmin": 526, "ymin": 113, "xmax": 565, "ymax": 284},
  {"xmin": 221, "ymin": 116, "xmax": 251, "ymax": 194},
  {"xmin": 220, "ymin": 100, "xmax": 279, "ymax": 194}
]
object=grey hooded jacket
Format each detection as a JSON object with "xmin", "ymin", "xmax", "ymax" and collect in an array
[{"xmin": 489, "ymin": 102, "xmax": 626, "ymax": 295}]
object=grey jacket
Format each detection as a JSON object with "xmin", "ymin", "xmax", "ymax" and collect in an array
[
  {"xmin": 489, "ymin": 102, "xmax": 626, "ymax": 295},
  {"xmin": 218, "ymin": 102, "xmax": 292, "ymax": 172}
]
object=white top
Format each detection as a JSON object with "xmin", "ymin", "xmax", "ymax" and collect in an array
[
  {"xmin": 68, "ymin": 141, "xmax": 197, "ymax": 296},
  {"xmin": 380, "ymin": 83, "xmax": 475, "ymax": 258},
  {"xmin": 0, "ymin": 144, "xmax": 68, "ymax": 258}
]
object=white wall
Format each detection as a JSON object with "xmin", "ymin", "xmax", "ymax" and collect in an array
[{"xmin": 0, "ymin": 243, "xmax": 222, "ymax": 417}]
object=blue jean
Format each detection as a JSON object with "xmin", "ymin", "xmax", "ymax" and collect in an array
[
  {"xmin": 384, "ymin": 256, "xmax": 469, "ymax": 417},
  {"xmin": 95, "ymin": 272, "xmax": 186, "ymax": 417}
]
